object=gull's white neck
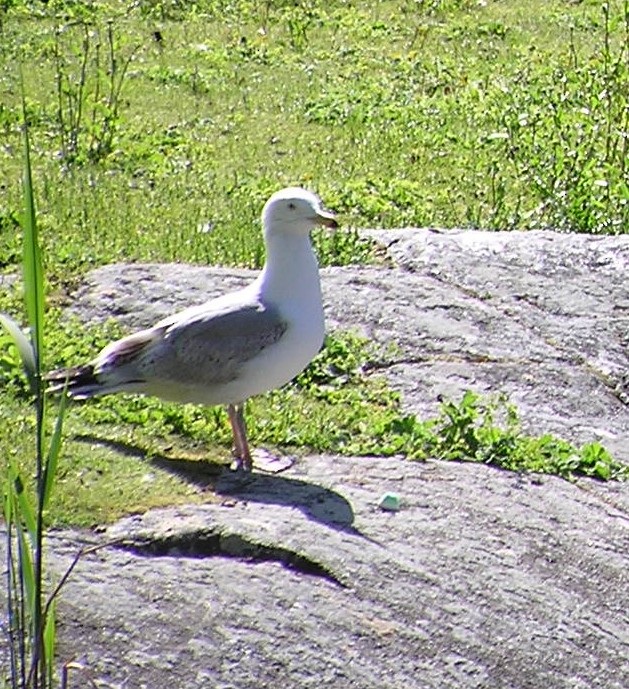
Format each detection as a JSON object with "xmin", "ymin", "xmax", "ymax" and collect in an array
[{"xmin": 254, "ymin": 229, "xmax": 322, "ymax": 310}]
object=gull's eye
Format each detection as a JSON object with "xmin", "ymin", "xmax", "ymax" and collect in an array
[{"xmin": 287, "ymin": 202, "xmax": 296, "ymax": 210}]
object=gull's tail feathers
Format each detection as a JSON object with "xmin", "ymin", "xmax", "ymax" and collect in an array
[
  {"xmin": 45, "ymin": 364, "xmax": 137, "ymax": 399},
  {"xmin": 46, "ymin": 363, "xmax": 102, "ymax": 398},
  {"xmin": 46, "ymin": 327, "xmax": 159, "ymax": 399}
]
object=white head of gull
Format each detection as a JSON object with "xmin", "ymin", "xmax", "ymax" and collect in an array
[{"xmin": 47, "ymin": 187, "xmax": 338, "ymax": 472}]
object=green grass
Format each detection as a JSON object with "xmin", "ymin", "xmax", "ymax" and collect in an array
[
  {"xmin": 1, "ymin": 1, "xmax": 629, "ymax": 284},
  {"xmin": 1, "ymin": 1, "xmax": 628, "ymax": 529}
]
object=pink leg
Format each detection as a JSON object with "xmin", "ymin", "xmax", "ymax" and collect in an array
[{"xmin": 227, "ymin": 403, "xmax": 252, "ymax": 472}]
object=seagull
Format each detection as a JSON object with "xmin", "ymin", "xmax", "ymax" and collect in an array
[{"xmin": 47, "ymin": 187, "xmax": 338, "ymax": 471}]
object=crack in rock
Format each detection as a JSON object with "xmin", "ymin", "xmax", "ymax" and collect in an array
[{"xmin": 114, "ymin": 529, "xmax": 346, "ymax": 587}]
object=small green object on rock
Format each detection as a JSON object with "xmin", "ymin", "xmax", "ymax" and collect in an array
[{"xmin": 378, "ymin": 492, "xmax": 401, "ymax": 512}]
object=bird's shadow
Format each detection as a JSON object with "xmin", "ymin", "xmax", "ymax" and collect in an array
[{"xmin": 75, "ymin": 434, "xmax": 372, "ymax": 540}]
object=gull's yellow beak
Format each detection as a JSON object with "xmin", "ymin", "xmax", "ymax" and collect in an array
[{"xmin": 314, "ymin": 208, "xmax": 339, "ymax": 229}]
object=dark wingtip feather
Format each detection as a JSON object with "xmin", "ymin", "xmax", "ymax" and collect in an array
[{"xmin": 45, "ymin": 364, "xmax": 99, "ymax": 397}]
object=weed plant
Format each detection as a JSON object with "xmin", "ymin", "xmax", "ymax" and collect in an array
[{"xmin": 1, "ymin": 96, "xmax": 67, "ymax": 688}]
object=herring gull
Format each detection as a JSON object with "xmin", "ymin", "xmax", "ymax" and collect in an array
[{"xmin": 47, "ymin": 187, "xmax": 338, "ymax": 471}]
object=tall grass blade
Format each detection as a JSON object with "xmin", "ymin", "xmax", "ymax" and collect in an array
[
  {"xmin": 3, "ymin": 493, "xmax": 20, "ymax": 689},
  {"xmin": 0, "ymin": 312, "xmax": 37, "ymax": 393},
  {"xmin": 10, "ymin": 463, "xmax": 37, "ymax": 538},
  {"xmin": 43, "ymin": 598, "xmax": 57, "ymax": 686},
  {"xmin": 19, "ymin": 70, "xmax": 53, "ymax": 689},
  {"xmin": 20, "ymin": 85, "xmax": 45, "ymax": 377},
  {"xmin": 42, "ymin": 387, "xmax": 68, "ymax": 510},
  {"xmin": 14, "ymin": 509, "xmax": 36, "ymax": 620}
]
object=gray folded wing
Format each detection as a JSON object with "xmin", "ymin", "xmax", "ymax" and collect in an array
[{"xmin": 135, "ymin": 301, "xmax": 288, "ymax": 387}]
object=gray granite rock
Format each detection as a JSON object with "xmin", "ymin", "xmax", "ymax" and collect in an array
[{"xmin": 3, "ymin": 455, "xmax": 626, "ymax": 689}]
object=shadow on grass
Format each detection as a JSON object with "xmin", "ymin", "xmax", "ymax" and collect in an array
[{"xmin": 75, "ymin": 434, "xmax": 371, "ymax": 540}]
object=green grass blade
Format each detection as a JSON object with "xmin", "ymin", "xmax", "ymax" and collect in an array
[
  {"xmin": 20, "ymin": 73, "xmax": 50, "ymax": 689},
  {"xmin": 20, "ymin": 86, "xmax": 45, "ymax": 376},
  {"xmin": 10, "ymin": 464, "xmax": 37, "ymax": 538},
  {"xmin": 42, "ymin": 389, "xmax": 68, "ymax": 510},
  {"xmin": 14, "ymin": 510, "xmax": 36, "ymax": 618},
  {"xmin": 43, "ymin": 597, "xmax": 57, "ymax": 686},
  {"xmin": 3, "ymin": 484, "xmax": 22, "ymax": 689},
  {"xmin": 4, "ymin": 478, "xmax": 13, "ymax": 522},
  {"xmin": 0, "ymin": 312, "xmax": 37, "ymax": 393}
]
